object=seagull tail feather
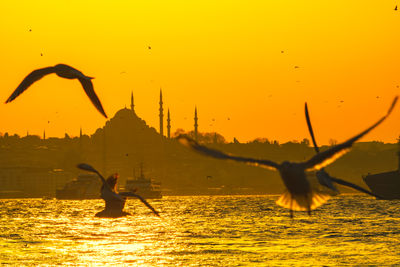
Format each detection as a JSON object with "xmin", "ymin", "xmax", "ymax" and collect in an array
[{"xmin": 276, "ymin": 190, "xmax": 331, "ymax": 212}]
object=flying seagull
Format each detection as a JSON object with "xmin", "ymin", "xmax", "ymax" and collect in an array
[
  {"xmin": 395, "ymin": 5, "xmax": 397, "ymax": 11},
  {"xmin": 5, "ymin": 64, "xmax": 107, "ymax": 118},
  {"xmin": 305, "ymin": 103, "xmax": 382, "ymax": 198},
  {"xmin": 77, "ymin": 163, "xmax": 160, "ymax": 217},
  {"xmin": 177, "ymin": 97, "xmax": 397, "ymax": 217}
]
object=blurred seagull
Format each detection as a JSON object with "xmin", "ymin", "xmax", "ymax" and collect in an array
[
  {"xmin": 395, "ymin": 5, "xmax": 397, "ymax": 10},
  {"xmin": 5, "ymin": 64, "xmax": 107, "ymax": 118},
  {"xmin": 77, "ymin": 163, "xmax": 160, "ymax": 217},
  {"xmin": 177, "ymin": 97, "xmax": 397, "ymax": 217},
  {"xmin": 305, "ymin": 103, "xmax": 382, "ymax": 198}
]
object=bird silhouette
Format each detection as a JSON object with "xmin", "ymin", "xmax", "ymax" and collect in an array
[
  {"xmin": 305, "ymin": 102, "xmax": 382, "ymax": 198},
  {"xmin": 395, "ymin": 5, "xmax": 397, "ymax": 11},
  {"xmin": 5, "ymin": 64, "xmax": 107, "ymax": 118},
  {"xmin": 177, "ymin": 97, "xmax": 397, "ymax": 217},
  {"xmin": 77, "ymin": 163, "xmax": 160, "ymax": 217}
]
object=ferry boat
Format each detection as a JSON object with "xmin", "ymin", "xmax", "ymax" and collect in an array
[
  {"xmin": 121, "ymin": 166, "xmax": 162, "ymax": 199},
  {"xmin": 56, "ymin": 174, "xmax": 101, "ymax": 200},
  {"xmin": 362, "ymin": 139, "xmax": 400, "ymax": 200}
]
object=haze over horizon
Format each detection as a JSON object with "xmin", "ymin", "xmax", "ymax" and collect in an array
[{"xmin": 1, "ymin": 1, "xmax": 399, "ymax": 144}]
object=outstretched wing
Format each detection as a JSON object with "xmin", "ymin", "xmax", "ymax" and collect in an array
[
  {"xmin": 177, "ymin": 135, "xmax": 279, "ymax": 171},
  {"xmin": 304, "ymin": 96, "xmax": 398, "ymax": 171},
  {"xmin": 329, "ymin": 176, "xmax": 382, "ymax": 199},
  {"xmin": 78, "ymin": 78, "xmax": 108, "ymax": 118},
  {"xmin": 120, "ymin": 192, "xmax": 160, "ymax": 217},
  {"xmin": 305, "ymin": 103, "xmax": 320, "ymax": 153},
  {"xmin": 76, "ymin": 163, "xmax": 108, "ymax": 188},
  {"xmin": 5, "ymin": 67, "xmax": 55, "ymax": 103}
]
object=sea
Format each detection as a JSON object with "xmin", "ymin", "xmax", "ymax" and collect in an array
[{"xmin": 1, "ymin": 195, "xmax": 399, "ymax": 266}]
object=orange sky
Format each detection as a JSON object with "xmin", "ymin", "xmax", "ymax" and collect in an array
[{"xmin": 0, "ymin": 1, "xmax": 399, "ymax": 144}]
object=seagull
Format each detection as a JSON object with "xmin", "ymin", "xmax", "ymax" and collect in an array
[
  {"xmin": 305, "ymin": 102, "xmax": 382, "ymax": 198},
  {"xmin": 294, "ymin": 66, "xmax": 300, "ymax": 69},
  {"xmin": 177, "ymin": 97, "xmax": 397, "ymax": 217},
  {"xmin": 395, "ymin": 5, "xmax": 397, "ymax": 11},
  {"xmin": 5, "ymin": 64, "xmax": 107, "ymax": 118},
  {"xmin": 77, "ymin": 163, "xmax": 160, "ymax": 217}
]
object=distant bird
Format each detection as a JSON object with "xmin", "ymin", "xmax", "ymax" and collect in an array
[
  {"xmin": 281, "ymin": 51, "xmax": 284, "ymax": 53},
  {"xmin": 376, "ymin": 96, "xmax": 380, "ymax": 99},
  {"xmin": 29, "ymin": 29, "xmax": 32, "ymax": 32},
  {"xmin": 395, "ymin": 5, "xmax": 397, "ymax": 10},
  {"xmin": 340, "ymin": 100, "xmax": 344, "ymax": 103},
  {"xmin": 40, "ymin": 53, "xmax": 43, "ymax": 57},
  {"xmin": 177, "ymin": 97, "xmax": 397, "ymax": 217},
  {"xmin": 77, "ymin": 163, "xmax": 160, "ymax": 217},
  {"xmin": 5, "ymin": 64, "xmax": 107, "ymax": 118},
  {"xmin": 227, "ymin": 117, "xmax": 230, "ymax": 120},
  {"xmin": 294, "ymin": 66, "xmax": 300, "ymax": 69},
  {"xmin": 212, "ymin": 118, "xmax": 215, "ymax": 121},
  {"xmin": 305, "ymin": 102, "xmax": 382, "ymax": 198},
  {"xmin": 148, "ymin": 46, "xmax": 152, "ymax": 50},
  {"xmin": 120, "ymin": 71, "xmax": 127, "ymax": 74}
]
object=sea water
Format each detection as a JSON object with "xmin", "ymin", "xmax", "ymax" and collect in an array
[{"xmin": 1, "ymin": 195, "xmax": 399, "ymax": 266}]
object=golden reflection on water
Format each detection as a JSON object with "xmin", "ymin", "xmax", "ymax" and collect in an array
[{"xmin": 0, "ymin": 196, "xmax": 400, "ymax": 266}]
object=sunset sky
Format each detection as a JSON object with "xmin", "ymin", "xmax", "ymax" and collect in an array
[{"xmin": 0, "ymin": 1, "xmax": 399, "ymax": 144}]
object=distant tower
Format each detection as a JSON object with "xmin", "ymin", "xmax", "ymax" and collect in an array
[
  {"xmin": 159, "ymin": 89, "xmax": 164, "ymax": 136},
  {"xmin": 194, "ymin": 106, "xmax": 198, "ymax": 141},
  {"xmin": 26, "ymin": 131, "xmax": 29, "ymax": 137},
  {"xmin": 79, "ymin": 127, "xmax": 83, "ymax": 155},
  {"xmin": 131, "ymin": 91, "xmax": 135, "ymax": 113},
  {"xmin": 167, "ymin": 109, "xmax": 171, "ymax": 139},
  {"xmin": 43, "ymin": 130, "xmax": 46, "ymax": 140},
  {"xmin": 397, "ymin": 136, "xmax": 400, "ymax": 171}
]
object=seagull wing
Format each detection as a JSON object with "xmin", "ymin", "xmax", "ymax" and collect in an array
[
  {"xmin": 305, "ymin": 103, "xmax": 320, "ymax": 153},
  {"xmin": 304, "ymin": 96, "xmax": 398, "ymax": 171},
  {"xmin": 78, "ymin": 78, "xmax": 108, "ymax": 118},
  {"xmin": 5, "ymin": 67, "xmax": 55, "ymax": 103},
  {"xmin": 330, "ymin": 176, "xmax": 382, "ymax": 199},
  {"xmin": 177, "ymin": 135, "xmax": 279, "ymax": 171},
  {"xmin": 120, "ymin": 192, "xmax": 160, "ymax": 217}
]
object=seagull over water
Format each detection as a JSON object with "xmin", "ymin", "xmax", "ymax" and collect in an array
[
  {"xmin": 177, "ymin": 97, "xmax": 397, "ymax": 217},
  {"xmin": 5, "ymin": 64, "xmax": 107, "ymax": 118},
  {"xmin": 305, "ymin": 102, "xmax": 382, "ymax": 198},
  {"xmin": 77, "ymin": 163, "xmax": 160, "ymax": 218}
]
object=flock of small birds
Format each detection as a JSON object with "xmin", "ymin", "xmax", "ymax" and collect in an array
[
  {"xmin": 4, "ymin": 63, "xmax": 399, "ymax": 218},
  {"xmin": 12, "ymin": 6, "xmax": 400, "ymax": 217}
]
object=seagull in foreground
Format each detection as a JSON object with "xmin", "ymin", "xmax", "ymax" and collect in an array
[
  {"xmin": 5, "ymin": 64, "xmax": 107, "ymax": 118},
  {"xmin": 77, "ymin": 163, "xmax": 160, "ymax": 217},
  {"xmin": 177, "ymin": 97, "xmax": 397, "ymax": 217},
  {"xmin": 305, "ymin": 102, "xmax": 382, "ymax": 198}
]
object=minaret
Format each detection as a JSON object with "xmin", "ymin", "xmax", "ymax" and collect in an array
[
  {"xmin": 397, "ymin": 136, "xmax": 400, "ymax": 171},
  {"xmin": 43, "ymin": 130, "xmax": 46, "ymax": 140},
  {"xmin": 194, "ymin": 106, "xmax": 198, "ymax": 141},
  {"xmin": 131, "ymin": 91, "xmax": 135, "ymax": 112},
  {"xmin": 80, "ymin": 127, "xmax": 83, "ymax": 138},
  {"xmin": 159, "ymin": 89, "xmax": 164, "ymax": 136},
  {"xmin": 167, "ymin": 109, "xmax": 171, "ymax": 139}
]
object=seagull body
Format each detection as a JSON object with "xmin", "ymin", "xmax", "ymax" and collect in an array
[
  {"xmin": 178, "ymin": 97, "xmax": 397, "ymax": 216},
  {"xmin": 6, "ymin": 64, "xmax": 107, "ymax": 118},
  {"xmin": 77, "ymin": 163, "xmax": 160, "ymax": 218}
]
